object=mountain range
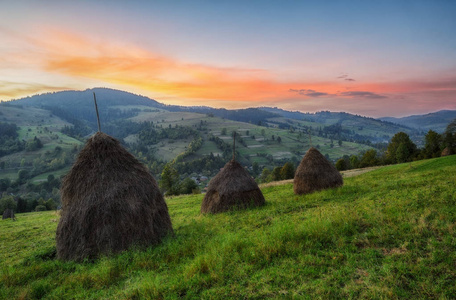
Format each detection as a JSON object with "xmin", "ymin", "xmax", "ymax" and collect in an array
[
  {"xmin": 1, "ymin": 87, "xmax": 455, "ymax": 184},
  {"xmin": 10, "ymin": 88, "xmax": 455, "ymax": 134}
]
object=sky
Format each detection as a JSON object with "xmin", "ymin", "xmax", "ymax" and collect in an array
[{"xmin": 1, "ymin": 0, "xmax": 455, "ymax": 117}]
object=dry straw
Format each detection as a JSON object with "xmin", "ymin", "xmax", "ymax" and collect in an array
[
  {"xmin": 201, "ymin": 159, "xmax": 265, "ymax": 214},
  {"xmin": 441, "ymin": 147, "xmax": 452, "ymax": 157},
  {"xmin": 2, "ymin": 208, "xmax": 15, "ymax": 220},
  {"xmin": 56, "ymin": 132, "xmax": 173, "ymax": 261},
  {"xmin": 293, "ymin": 147, "xmax": 343, "ymax": 195}
]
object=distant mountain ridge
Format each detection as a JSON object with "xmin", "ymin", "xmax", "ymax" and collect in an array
[
  {"xmin": 11, "ymin": 88, "xmax": 165, "ymax": 111},
  {"xmin": 7, "ymin": 87, "xmax": 453, "ymax": 135},
  {"xmin": 379, "ymin": 110, "xmax": 456, "ymax": 133}
]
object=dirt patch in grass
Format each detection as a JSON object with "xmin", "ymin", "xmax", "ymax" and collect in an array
[{"xmin": 259, "ymin": 166, "xmax": 381, "ymax": 188}]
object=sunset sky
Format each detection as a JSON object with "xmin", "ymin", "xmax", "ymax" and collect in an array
[{"xmin": 1, "ymin": 0, "xmax": 455, "ymax": 117}]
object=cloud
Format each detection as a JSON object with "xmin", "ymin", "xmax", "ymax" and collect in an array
[
  {"xmin": 340, "ymin": 91, "xmax": 387, "ymax": 99},
  {"xmin": 0, "ymin": 81, "xmax": 71, "ymax": 99},
  {"xmin": 306, "ymin": 92, "xmax": 330, "ymax": 97},
  {"xmin": 289, "ymin": 88, "xmax": 330, "ymax": 97},
  {"xmin": 337, "ymin": 73, "xmax": 355, "ymax": 82},
  {"xmin": 2, "ymin": 28, "xmax": 455, "ymax": 117}
]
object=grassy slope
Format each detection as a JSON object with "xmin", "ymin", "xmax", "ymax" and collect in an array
[
  {"xmin": 1, "ymin": 155, "xmax": 455, "ymax": 299},
  {"xmin": 129, "ymin": 110, "xmax": 372, "ymax": 163},
  {"xmin": 0, "ymin": 107, "xmax": 81, "ymax": 180},
  {"xmin": 0, "ymin": 106, "xmax": 70, "ymax": 127},
  {"xmin": 1, "ymin": 106, "xmax": 374, "ymax": 181}
]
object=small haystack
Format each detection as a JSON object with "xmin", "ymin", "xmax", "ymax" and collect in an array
[
  {"xmin": 2, "ymin": 208, "xmax": 15, "ymax": 220},
  {"xmin": 56, "ymin": 132, "xmax": 173, "ymax": 261},
  {"xmin": 201, "ymin": 159, "xmax": 265, "ymax": 214},
  {"xmin": 294, "ymin": 147, "xmax": 343, "ymax": 195},
  {"xmin": 441, "ymin": 147, "xmax": 452, "ymax": 157}
]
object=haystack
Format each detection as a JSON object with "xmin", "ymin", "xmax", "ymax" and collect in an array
[
  {"xmin": 2, "ymin": 208, "xmax": 15, "ymax": 220},
  {"xmin": 56, "ymin": 132, "xmax": 173, "ymax": 261},
  {"xmin": 441, "ymin": 147, "xmax": 452, "ymax": 157},
  {"xmin": 294, "ymin": 147, "xmax": 343, "ymax": 195},
  {"xmin": 201, "ymin": 159, "xmax": 265, "ymax": 214}
]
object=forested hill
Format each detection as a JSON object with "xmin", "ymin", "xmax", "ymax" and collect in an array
[
  {"xmin": 10, "ymin": 88, "xmax": 164, "ymax": 125},
  {"xmin": 380, "ymin": 110, "xmax": 456, "ymax": 132},
  {"xmin": 10, "ymin": 88, "xmax": 279, "ymax": 126},
  {"xmin": 259, "ymin": 107, "xmax": 419, "ymax": 140},
  {"xmin": 11, "ymin": 88, "xmax": 163, "ymax": 109},
  {"xmin": 10, "ymin": 87, "xmax": 430, "ymax": 135},
  {"xmin": 6, "ymin": 87, "xmax": 441, "ymax": 146}
]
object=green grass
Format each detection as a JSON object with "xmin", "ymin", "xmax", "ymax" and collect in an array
[
  {"xmin": 0, "ymin": 124, "xmax": 81, "ymax": 181},
  {"xmin": 1, "ymin": 155, "xmax": 455, "ymax": 299},
  {"xmin": 30, "ymin": 168, "xmax": 71, "ymax": 183},
  {"xmin": 127, "ymin": 110, "xmax": 372, "ymax": 164},
  {"xmin": 0, "ymin": 106, "xmax": 70, "ymax": 127}
]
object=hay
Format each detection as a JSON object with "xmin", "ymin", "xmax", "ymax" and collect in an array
[
  {"xmin": 56, "ymin": 132, "xmax": 173, "ymax": 261},
  {"xmin": 294, "ymin": 147, "xmax": 343, "ymax": 195},
  {"xmin": 201, "ymin": 160, "xmax": 265, "ymax": 214},
  {"xmin": 2, "ymin": 208, "xmax": 15, "ymax": 220},
  {"xmin": 441, "ymin": 147, "xmax": 452, "ymax": 157}
]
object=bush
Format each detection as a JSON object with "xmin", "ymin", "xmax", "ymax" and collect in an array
[
  {"xmin": 0, "ymin": 195, "xmax": 17, "ymax": 212},
  {"xmin": 335, "ymin": 158, "xmax": 347, "ymax": 171},
  {"xmin": 35, "ymin": 205, "xmax": 47, "ymax": 212},
  {"xmin": 180, "ymin": 178, "xmax": 199, "ymax": 195}
]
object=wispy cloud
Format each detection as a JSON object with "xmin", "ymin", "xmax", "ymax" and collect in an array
[
  {"xmin": 290, "ymin": 88, "xmax": 386, "ymax": 99},
  {"xmin": 0, "ymin": 81, "xmax": 71, "ymax": 99},
  {"xmin": 1, "ymin": 28, "xmax": 455, "ymax": 117},
  {"xmin": 340, "ymin": 91, "xmax": 387, "ymax": 99},
  {"xmin": 337, "ymin": 73, "xmax": 355, "ymax": 82},
  {"xmin": 289, "ymin": 89, "xmax": 331, "ymax": 97}
]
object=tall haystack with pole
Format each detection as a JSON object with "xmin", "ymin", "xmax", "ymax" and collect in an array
[
  {"xmin": 56, "ymin": 93, "xmax": 173, "ymax": 261},
  {"xmin": 293, "ymin": 147, "xmax": 343, "ymax": 195},
  {"xmin": 201, "ymin": 132, "xmax": 265, "ymax": 214}
]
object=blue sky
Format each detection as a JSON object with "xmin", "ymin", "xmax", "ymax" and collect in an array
[{"xmin": 1, "ymin": 0, "xmax": 455, "ymax": 117}]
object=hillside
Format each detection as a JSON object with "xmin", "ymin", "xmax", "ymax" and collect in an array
[
  {"xmin": 1, "ymin": 87, "xmax": 450, "ymax": 189},
  {"xmin": 1, "ymin": 88, "xmax": 378, "ymax": 183},
  {"xmin": 260, "ymin": 107, "xmax": 421, "ymax": 143},
  {"xmin": 0, "ymin": 104, "xmax": 82, "ymax": 181},
  {"xmin": 379, "ymin": 110, "xmax": 456, "ymax": 133},
  {"xmin": 1, "ymin": 155, "xmax": 455, "ymax": 298}
]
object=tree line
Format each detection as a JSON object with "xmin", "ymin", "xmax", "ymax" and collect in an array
[{"xmin": 335, "ymin": 120, "xmax": 456, "ymax": 171}]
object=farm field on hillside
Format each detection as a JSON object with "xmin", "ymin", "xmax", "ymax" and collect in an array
[
  {"xmin": 127, "ymin": 110, "xmax": 372, "ymax": 164},
  {"xmin": 1, "ymin": 155, "xmax": 455, "ymax": 299}
]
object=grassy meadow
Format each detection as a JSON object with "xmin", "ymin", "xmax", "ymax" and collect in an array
[{"xmin": 1, "ymin": 155, "xmax": 455, "ymax": 299}]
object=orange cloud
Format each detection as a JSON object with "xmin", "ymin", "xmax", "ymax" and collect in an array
[
  {"xmin": 2, "ymin": 28, "xmax": 455, "ymax": 117},
  {"xmin": 0, "ymin": 81, "xmax": 72, "ymax": 99},
  {"xmin": 38, "ymin": 29, "xmax": 344, "ymax": 102}
]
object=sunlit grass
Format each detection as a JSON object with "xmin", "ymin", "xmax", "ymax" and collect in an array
[{"xmin": 1, "ymin": 155, "xmax": 455, "ymax": 299}]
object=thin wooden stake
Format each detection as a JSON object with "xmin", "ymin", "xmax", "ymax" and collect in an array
[
  {"xmin": 232, "ymin": 131, "xmax": 236, "ymax": 161},
  {"xmin": 308, "ymin": 128, "xmax": 312, "ymax": 147},
  {"xmin": 93, "ymin": 92, "xmax": 101, "ymax": 132}
]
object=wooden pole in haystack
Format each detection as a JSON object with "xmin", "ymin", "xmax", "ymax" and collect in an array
[
  {"xmin": 232, "ymin": 131, "xmax": 236, "ymax": 161},
  {"xmin": 93, "ymin": 92, "xmax": 101, "ymax": 132},
  {"xmin": 308, "ymin": 128, "xmax": 313, "ymax": 147}
]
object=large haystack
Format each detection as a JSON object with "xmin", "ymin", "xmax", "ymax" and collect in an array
[
  {"xmin": 56, "ymin": 132, "xmax": 173, "ymax": 261},
  {"xmin": 441, "ymin": 147, "xmax": 452, "ymax": 157},
  {"xmin": 201, "ymin": 160, "xmax": 265, "ymax": 214},
  {"xmin": 294, "ymin": 147, "xmax": 343, "ymax": 195},
  {"xmin": 2, "ymin": 208, "xmax": 15, "ymax": 220}
]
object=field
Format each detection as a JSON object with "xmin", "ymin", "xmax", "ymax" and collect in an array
[
  {"xmin": 1, "ymin": 104, "xmax": 376, "ymax": 183},
  {"xmin": 128, "ymin": 110, "xmax": 373, "ymax": 164},
  {"xmin": 0, "ymin": 107, "xmax": 82, "ymax": 181},
  {"xmin": 1, "ymin": 155, "xmax": 455, "ymax": 299}
]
